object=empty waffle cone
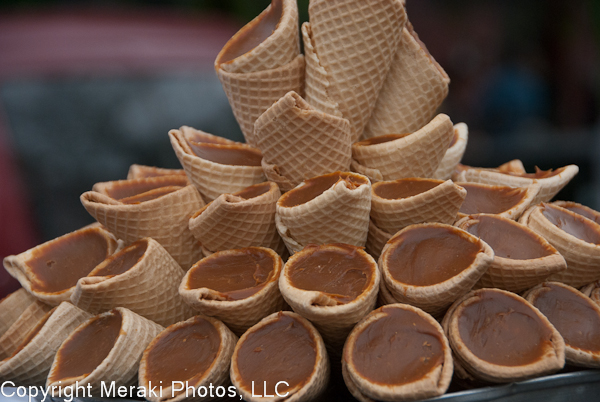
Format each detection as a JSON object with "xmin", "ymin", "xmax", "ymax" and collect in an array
[
  {"xmin": 352, "ymin": 114, "xmax": 454, "ymax": 183},
  {"xmin": 0, "ymin": 302, "xmax": 91, "ymax": 386},
  {"xmin": 362, "ymin": 25, "xmax": 450, "ymax": 139},
  {"xmin": 139, "ymin": 315, "xmax": 238, "ymax": 402},
  {"xmin": 379, "ymin": 223, "xmax": 494, "ymax": 317},
  {"xmin": 81, "ymin": 183, "xmax": 204, "ymax": 269},
  {"xmin": 456, "ymin": 214, "xmax": 567, "ymax": 293},
  {"xmin": 433, "ymin": 123, "xmax": 469, "ymax": 180},
  {"xmin": 343, "ymin": 304, "xmax": 453, "ymax": 401},
  {"xmin": 127, "ymin": 164, "xmax": 187, "ymax": 180},
  {"xmin": 276, "ymin": 172, "xmax": 371, "ymax": 255},
  {"xmin": 0, "ymin": 300, "xmax": 52, "ymax": 360},
  {"xmin": 71, "ymin": 238, "xmax": 194, "ymax": 327},
  {"xmin": 47, "ymin": 307, "xmax": 164, "ymax": 396},
  {"xmin": 365, "ymin": 220, "xmax": 393, "ymax": 262},
  {"xmin": 189, "ymin": 182, "xmax": 285, "ymax": 255},
  {"xmin": 581, "ymin": 281, "xmax": 600, "ymax": 306},
  {"xmin": 308, "ymin": 0, "xmax": 407, "ymax": 141},
  {"xmin": 453, "ymin": 163, "xmax": 579, "ymax": 204},
  {"xmin": 0, "ymin": 288, "xmax": 37, "ymax": 338},
  {"xmin": 180, "ymin": 247, "xmax": 286, "ymax": 336},
  {"xmin": 3, "ymin": 225, "xmax": 118, "ymax": 305},
  {"xmin": 169, "ymin": 126, "xmax": 266, "ymax": 202},
  {"xmin": 279, "ymin": 244, "xmax": 380, "ymax": 354},
  {"xmin": 254, "ymin": 91, "xmax": 352, "ymax": 192},
  {"xmin": 520, "ymin": 203, "xmax": 600, "ymax": 287},
  {"xmin": 370, "ymin": 178, "xmax": 466, "ymax": 234},
  {"xmin": 524, "ymin": 282, "xmax": 600, "ymax": 368}
]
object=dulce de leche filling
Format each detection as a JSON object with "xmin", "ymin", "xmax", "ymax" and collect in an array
[
  {"xmin": 144, "ymin": 317, "xmax": 221, "ymax": 386},
  {"xmin": 458, "ymin": 290, "xmax": 554, "ymax": 366},
  {"xmin": 104, "ymin": 176, "xmax": 188, "ymax": 204},
  {"xmin": 557, "ymin": 202, "xmax": 600, "ymax": 225},
  {"xmin": 463, "ymin": 215, "xmax": 554, "ymax": 260},
  {"xmin": 459, "ymin": 183, "xmax": 526, "ymax": 215},
  {"xmin": 26, "ymin": 229, "xmax": 112, "ymax": 293},
  {"xmin": 385, "ymin": 226, "xmax": 484, "ymax": 286},
  {"xmin": 352, "ymin": 306, "xmax": 444, "ymax": 386},
  {"xmin": 236, "ymin": 313, "xmax": 316, "ymax": 397},
  {"xmin": 529, "ymin": 283, "xmax": 600, "ymax": 353},
  {"xmin": 279, "ymin": 172, "xmax": 368, "ymax": 208},
  {"xmin": 50, "ymin": 310, "xmax": 122, "ymax": 382},
  {"xmin": 355, "ymin": 133, "xmax": 410, "ymax": 146},
  {"xmin": 373, "ymin": 178, "xmax": 442, "ymax": 200},
  {"xmin": 188, "ymin": 142, "xmax": 263, "ymax": 167},
  {"xmin": 541, "ymin": 204, "xmax": 600, "ymax": 245},
  {"xmin": 287, "ymin": 244, "xmax": 373, "ymax": 305},
  {"xmin": 89, "ymin": 240, "xmax": 148, "ymax": 278},
  {"xmin": 506, "ymin": 166, "xmax": 566, "ymax": 179},
  {"xmin": 187, "ymin": 248, "xmax": 276, "ymax": 301},
  {"xmin": 233, "ymin": 182, "xmax": 272, "ymax": 200}
]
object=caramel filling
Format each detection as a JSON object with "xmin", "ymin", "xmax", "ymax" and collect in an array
[
  {"xmin": 187, "ymin": 248, "xmax": 275, "ymax": 301},
  {"xmin": 458, "ymin": 290, "xmax": 554, "ymax": 366},
  {"xmin": 51, "ymin": 311, "xmax": 122, "ymax": 382},
  {"xmin": 463, "ymin": 215, "xmax": 553, "ymax": 259},
  {"xmin": 557, "ymin": 202, "xmax": 600, "ymax": 225},
  {"xmin": 188, "ymin": 142, "xmax": 263, "ymax": 166},
  {"xmin": 132, "ymin": 167, "xmax": 186, "ymax": 179},
  {"xmin": 459, "ymin": 184, "xmax": 526, "ymax": 215},
  {"xmin": 145, "ymin": 317, "xmax": 221, "ymax": 387},
  {"xmin": 90, "ymin": 240, "xmax": 147, "ymax": 277},
  {"xmin": 355, "ymin": 133, "xmax": 410, "ymax": 146},
  {"xmin": 119, "ymin": 186, "xmax": 182, "ymax": 204},
  {"xmin": 279, "ymin": 172, "xmax": 368, "ymax": 208},
  {"xmin": 287, "ymin": 244, "xmax": 373, "ymax": 305},
  {"xmin": 373, "ymin": 178, "xmax": 442, "ymax": 200},
  {"xmin": 104, "ymin": 176, "xmax": 188, "ymax": 201},
  {"xmin": 385, "ymin": 226, "xmax": 483, "ymax": 286},
  {"xmin": 530, "ymin": 283, "xmax": 600, "ymax": 353},
  {"xmin": 216, "ymin": 0, "xmax": 283, "ymax": 66},
  {"xmin": 8, "ymin": 307, "xmax": 55, "ymax": 359},
  {"xmin": 236, "ymin": 313, "xmax": 316, "ymax": 397},
  {"xmin": 541, "ymin": 204, "xmax": 600, "ymax": 245},
  {"xmin": 26, "ymin": 229, "xmax": 112, "ymax": 293},
  {"xmin": 352, "ymin": 307, "xmax": 444, "ymax": 386},
  {"xmin": 234, "ymin": 182, "xmax": 272, "ymax": 200},
  {"xmin": 506, "ymin": 166, "xmax": 566, "ymax": 179}
]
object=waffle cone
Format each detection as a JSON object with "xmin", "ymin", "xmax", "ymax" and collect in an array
[
  {"xmin": 216, "ymin": 54, "xmax": 305, "ymax": 146},
  {"xmin": 520, "ymin": 204, "xmax": 600, "ymax": 287},
  {"xmin": 276, "ymin": 173, "xmax": 371, "ymax": 254},
  {"xmin": 71, "ymin": 238, "xmax": 194, "ymax": 327},
  {"xmin": 0, "ymin": 302, "xmax": 91, "ymax": 385},
  {"xmin": 363, "ymin": 26, "xmax": 450, "ymax": 139},
  {"xmin": 47, "ymin": 307, "xmax": 164, "ymax": 396},
  {"xmin": 139, "ymin": 315, "xmax": 238, "ymax": 402},
  {"xmin": 127, "ymin": 164, "xmax": 187, "ymax": 180},
  {"xmin": 455, "ymin": 214, "xmax": 567, "ymax": 293},
  {"xmin": 379, "ymin": 223, "xmax": 494, "ymax": 317},
  {"xmin": 352, "ymin": 114, "xmax": 454, "ymax": 182},
  {"xmin": 433, "ymin": 123, "xmax": 469, "ymax": 180},
  {"xmin": 230, "ymin": 311, "xmax": 329, "ymax": 402},
  {"xmin": 189, "ymin": 182, "xmax": 285, "ymax": 255},
  {"xmin": 365, "ymin": 220, "xmax": 393, "ymax": 262},
  {"xmin": 0, "ymin": 288, "xmax": 37, "ymax": 338},
  {"xmin": 81, "ymin": 184, "xmax": 204, "ymax": 269},
  {"xmin": 308, "ymin": 0, "xmax": 407, "ymax": 141},
  {"xmin": 341, "ymin": 361, "xmax": 374, "ymax": 402},
  {"xmin": 0, "ymin": 300, "xmax": 52, "ymax": 360},
  {"xmin": 179, "ymin": 247, "xmax": 285, "ymax": 336},
  {"xmin": 453, "ymin": 164, "xmax": 579, "ymax": 205},
  {"xmin": 3, "ymin": 226, "xmax": 118, "ymax": 305},
  {"xmin": 370, "ymin": 179, "xmax": 466, "ymax": 234},
  {"xmin": 169, "ymin": 127, "xmax": 265, "ymax": 201},
  {"xmin": 581, "ymin": 281, "xmax": 600, "ymax": 306},
  {"xmin": 279, "ymin": 245, "xmax": 380, "ymax": 354},
  {"xmin": 254, "ymin": 91, "xmax": 352, "ymax": 192}
]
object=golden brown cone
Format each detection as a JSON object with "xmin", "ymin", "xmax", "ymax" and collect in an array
[
  {"xmin": 230, "ymin": 311, "xmax": 329, "ymax": 402},
  {"xmin": 363, "ymin": 26, "xmax": 450, "ymax": 139},
  {"xmin": 46, "ymin": 307, "xmax": 164, "ymax": 396},
  {"xmin": 3, "ymin": 226, "xmax": 118, "ymax": 305},
  {"xmin": 169, "ymin": 127, "xmax": 265, "ymax": 202},
  {"xmin": 138, "ymin": 315, "xmax": 238, "ymax": 402},
  {"xmin": 0, "ymin": 302, "xmax": 91, "ymax": 386},
  {"xmin": 71, "ymin": 238, "xmax": 194, "ymax": 327},
  {"xmin": 216, "ymin": 54, "xmax": 305, "ymax": 146},
  {"xmin": 520, "ymin": 203, "xmax": 600, "ymax": 287},
  {"xmin": 0, "ymin": 288, "xmax": 37, "ymax": 338},
  {"xmin": 308, "ymin": 0, "xmax": 407, "ymax": 141},
  {"xmin": 365, "ymin": 220, "xmax": 393, "ymax": 262},
  {"xmin": 179, "ymin": 247, "xmax": 286, "ymax": 336},
  {"xmin": 370, "ymin": 179, "xmax": 466, "ymax": 234},
  {"xmin": 127, "ymin": 164, "xmax": 187, "ymax": 180},
  {"xmin": 352, "ymin": 114, "xmax": 454, "ymax": 182},
  {"xmin": 80, "ymin": 184, "xmax": 204, "ymax": 269},
  {"xmin": 433, "ymin": 123, "xmax": 469, "ymax": 180},
  {"xmin": 188, "ymin": 182, "xmax": 285, "ymax": 255},
  {"xmin": 254, "ymin": 92, "xmax": 352, "ymax": 192},
  {"xmin": 343, "ymin": 304, "xmax": 453, "ymax": 401},
  {"xmin": 0, "ymin": 300, "xmax": 52, "ymax": 360}
]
